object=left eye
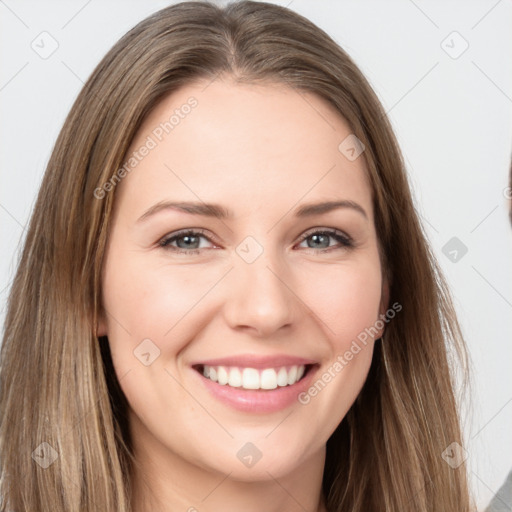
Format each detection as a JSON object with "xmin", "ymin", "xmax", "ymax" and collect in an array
[
  {"xmin": 297, "ymin": 229, "xmax": 353, "ymax": 252},
  {"xmin": 158, "ymin": 228, "xmax": 353, "ymax": 254}
]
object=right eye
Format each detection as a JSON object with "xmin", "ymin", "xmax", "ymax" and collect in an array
[{"xmin": 159, "ymin": 229, "xmax": 217, "ymax": 255}]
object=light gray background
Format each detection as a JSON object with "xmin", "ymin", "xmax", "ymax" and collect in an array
[{"xmin": 1, "ymin": 1, "xmax": 511, "ymax": 509}]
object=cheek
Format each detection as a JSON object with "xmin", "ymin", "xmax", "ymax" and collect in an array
[
  {"xmin": 296, "ymin": 258, "xmax": 383, "ymax": 347},
  {"xmin": 101, "ymin": 249, "xmax": 233, "ymax": 396},
  {"xmin": 102, "ymin": 252, "xmax": 214, "ymax": 340},
  {"xmin": 291, "ymin": 258, "xmax": 382, "ymax": 437},
  {"xmin": 100, "ymin": 252, "xmax": 208, "ymax": 423}
]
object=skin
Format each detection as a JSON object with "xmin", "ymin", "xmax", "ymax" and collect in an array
[{"xmin": 97, "ymin": 77, "xmax": 389, "ymax": 512}]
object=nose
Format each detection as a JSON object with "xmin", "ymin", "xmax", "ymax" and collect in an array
[{"xmin": 222, "ymin": 247, "xmax": 300, "ymax": 338}]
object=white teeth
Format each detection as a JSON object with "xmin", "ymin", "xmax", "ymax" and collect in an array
[
  {"xmin": 260, "ymin": 369, "xmax": 278, "ymax": 390},
  {"xmin": 217, "ymin": 366, "xmax": 229, "ymax": 385},
  {"xmin": 287, "ymin": 366, "xmax": 298, "ymax": 385},
  {"xmin": 228, "ymin": 367, "xmax": 242, "ymax": 387},
  {"xmin": 242, "ymin": 368, "xmax": 260, "ymax": 389},
  {"xmin": 277, "ymin": 367, "xmax": 288, "ymax": 386},
  {"xmin": 201, "ymin": 364, "xmax": 307, "ymax": 390}
]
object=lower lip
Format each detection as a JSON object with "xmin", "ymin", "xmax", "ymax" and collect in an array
[{"xmin": 192, "ymin": 365, "xmax": 319, "ymax": 413}]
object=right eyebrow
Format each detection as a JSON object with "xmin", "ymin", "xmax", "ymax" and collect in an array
[{"xmin": 137, "ymin": 201, "xmax": 233, "ymax": 223}]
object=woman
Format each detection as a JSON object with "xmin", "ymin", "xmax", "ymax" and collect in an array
[{"xmin": 0, "ymin": 1, "xmax": 473, "ymax": 511}]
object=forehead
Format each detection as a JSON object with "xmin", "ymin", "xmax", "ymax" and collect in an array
[{"xmin": 115, "ymin": 78, "xmax": 373, "ymax": 220}]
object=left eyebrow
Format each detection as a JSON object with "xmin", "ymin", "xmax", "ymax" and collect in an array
[
  {"xmin": 294, "ymin": 200, "xmax": 368, "ymax": 220},
  {"xmin": 136, "ymin": 199, "xmax": 368, "ymax": 223}
]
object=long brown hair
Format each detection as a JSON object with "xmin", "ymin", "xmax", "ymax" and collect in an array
[{"xmin": 0, "ymin": 1, "xmax": 472, "ymax": 510}]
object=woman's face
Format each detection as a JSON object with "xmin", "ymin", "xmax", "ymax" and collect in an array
[{"xmin": 98, "ymin": 78, "xmax": 388, "ymax": 483}]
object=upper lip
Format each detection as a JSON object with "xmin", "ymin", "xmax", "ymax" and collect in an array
[{"xmin": 191, "ymin": 354, "xmax": 318, "ymax": 369}]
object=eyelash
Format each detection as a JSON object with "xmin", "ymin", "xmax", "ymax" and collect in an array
[{"xmin": 158, "ymin": 228, "xmax": 353, "ymax": 255}]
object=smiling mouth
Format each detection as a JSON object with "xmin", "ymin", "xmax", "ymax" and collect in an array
[{"xmin": 192, "ymin": 363, "xmax": 315, "ymax": 391}]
